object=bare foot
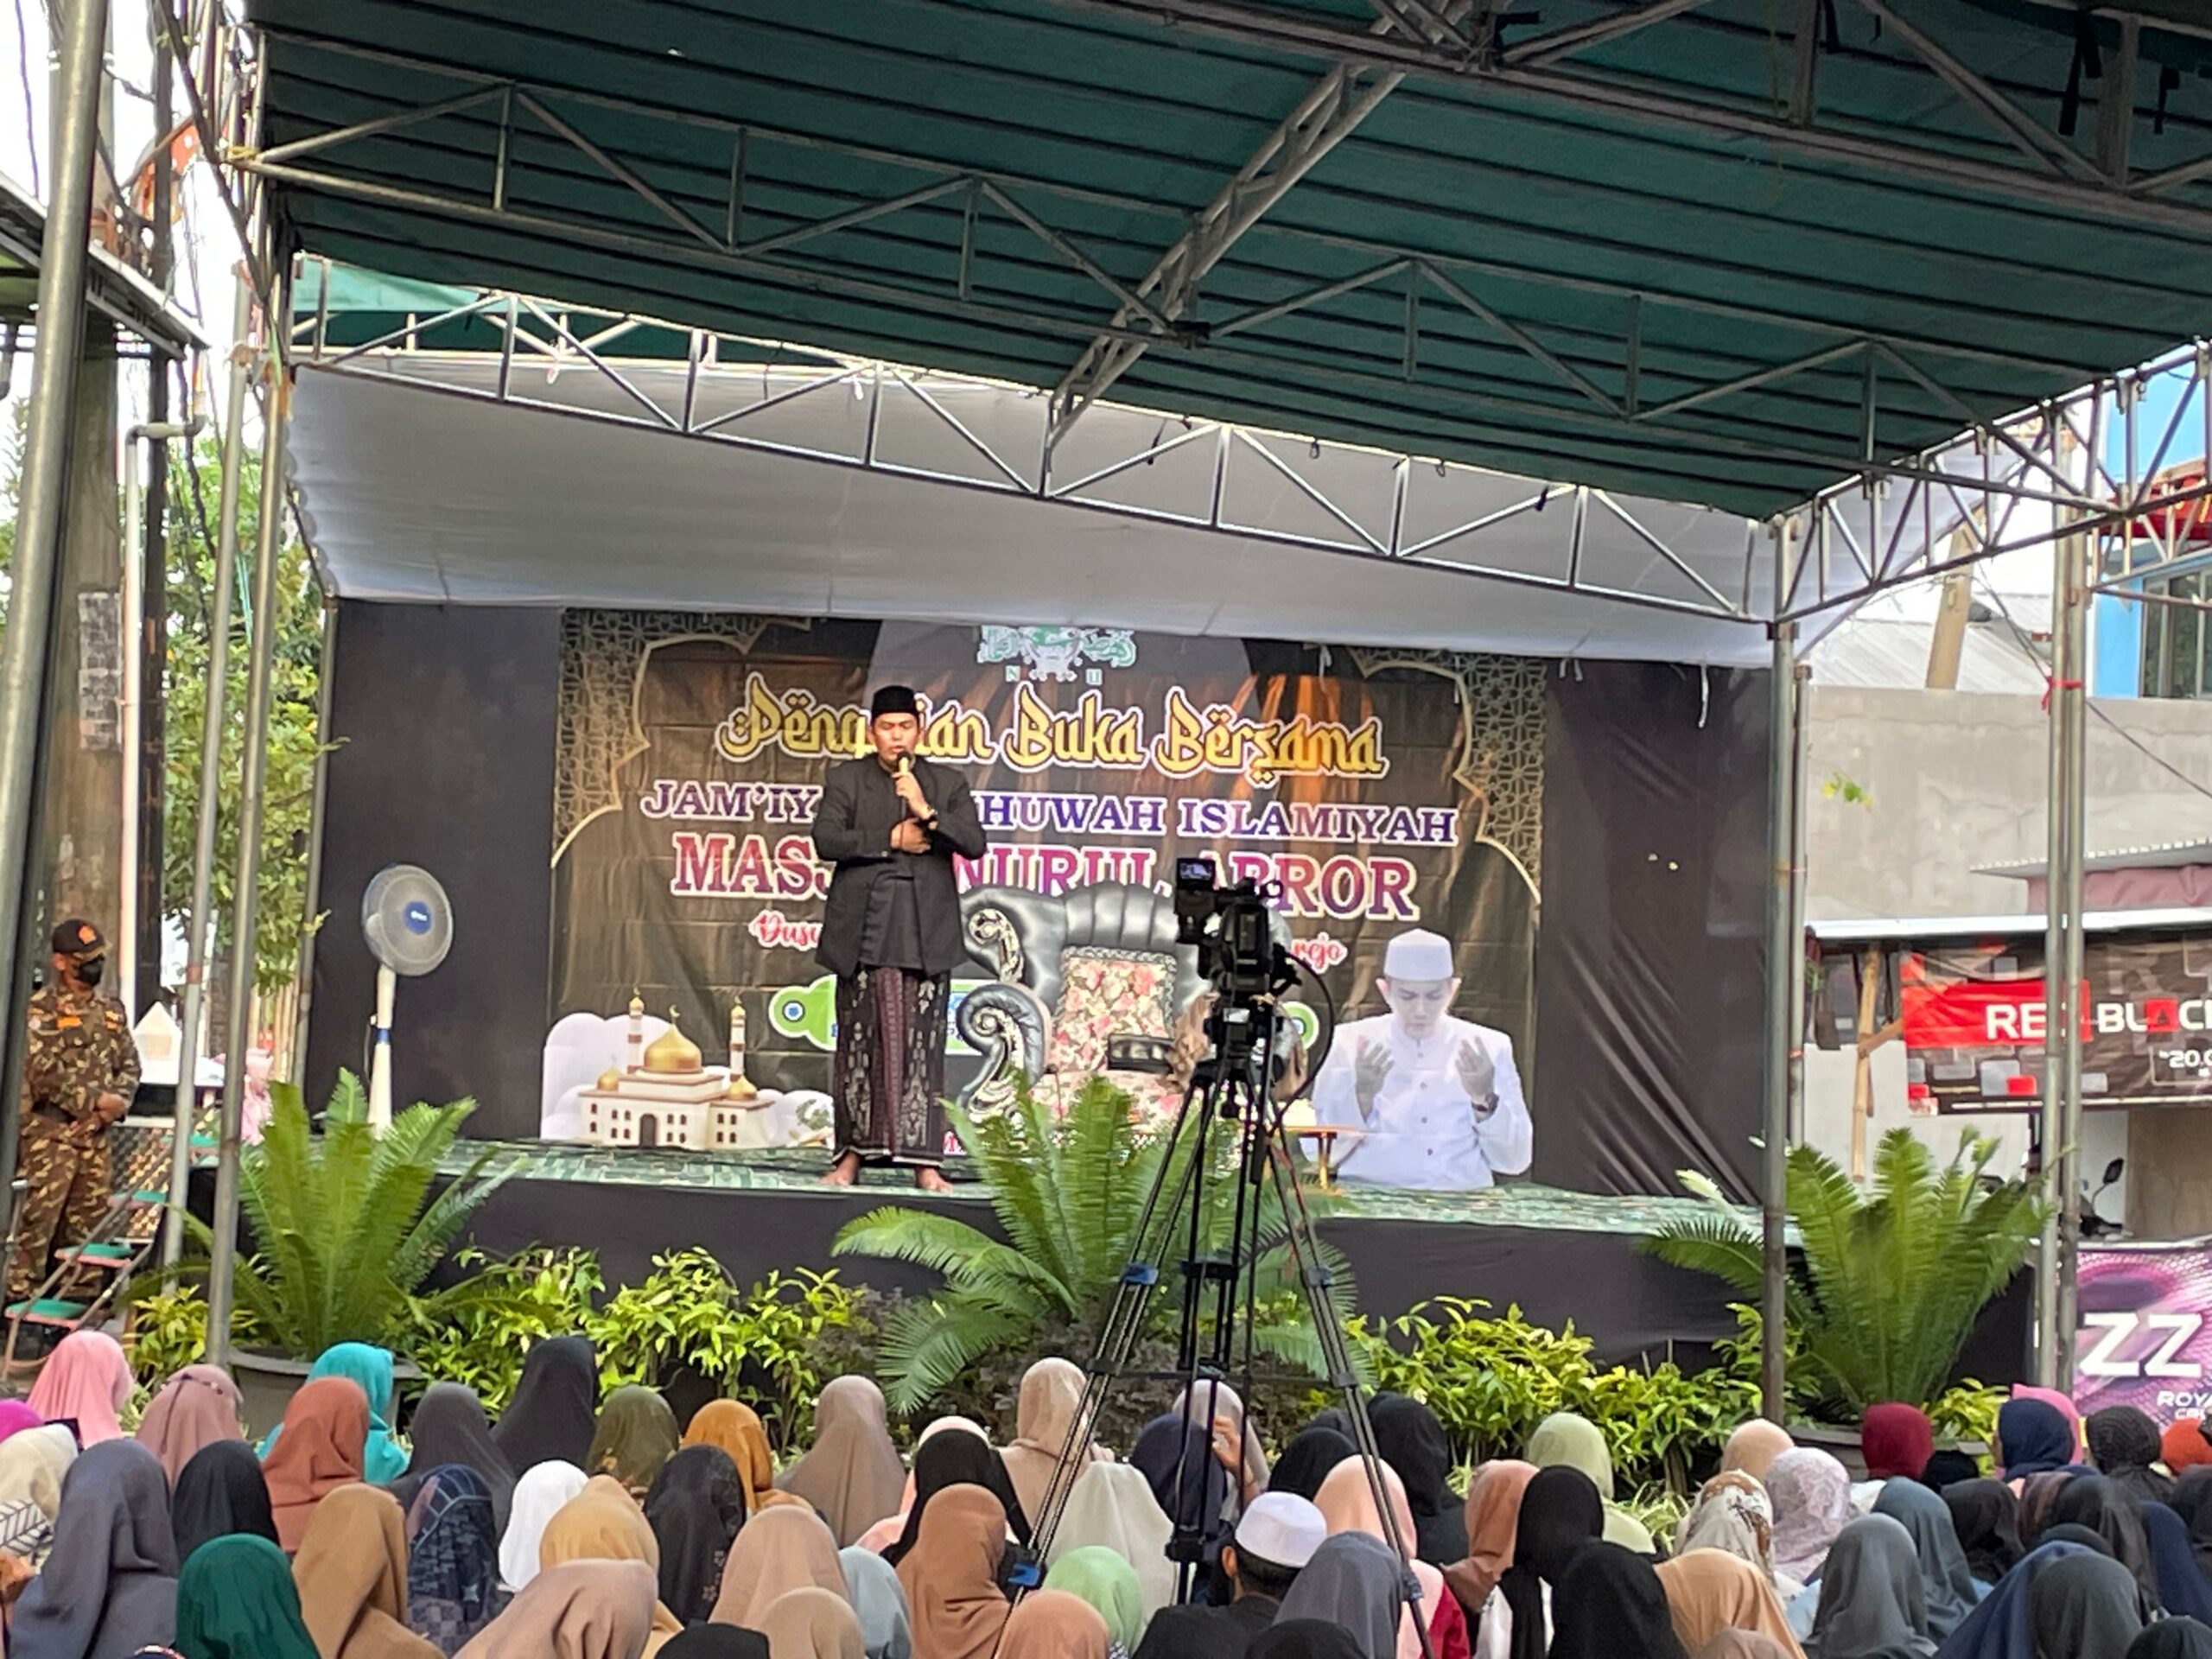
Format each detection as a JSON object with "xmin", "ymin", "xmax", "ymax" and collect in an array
[
  {"xmin": 914, "ymin": 1166, "xmax": 953, "ymax": 1192},
  {"xmin": 821, "ymin": 1151, "xmax": 861, "ymax": 1186}
]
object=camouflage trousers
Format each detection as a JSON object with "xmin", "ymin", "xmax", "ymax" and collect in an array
[{"xmin": 6, "ymin": 1118, "xmax": 110, "ymax": 1304}]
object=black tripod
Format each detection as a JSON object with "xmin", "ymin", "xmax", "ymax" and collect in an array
[{"xmin": 1016, "ymin": 953, "xmax": 1437, "ymax": 1659}]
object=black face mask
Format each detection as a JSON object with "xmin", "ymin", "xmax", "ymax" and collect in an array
[{"xmin": 73, "ymin": 956, "xmax": 104, "ymax": 988}]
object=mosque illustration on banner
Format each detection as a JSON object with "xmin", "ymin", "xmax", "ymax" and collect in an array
[{"xmin": 572, "ymin": 995, "xmax": 777, "ymax": 1150}]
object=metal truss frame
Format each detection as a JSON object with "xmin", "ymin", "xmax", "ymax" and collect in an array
[
  {"xmin": 1034, "ymin": 0, "xmax": 2212, "ymax": 237},
  {"xmin": 289, "ymin": 267, "xmax": 1765, "ymax": 624},
  {"xmin": 232, "ymin": 28, "xmax": 2188, "ymax": 509}
]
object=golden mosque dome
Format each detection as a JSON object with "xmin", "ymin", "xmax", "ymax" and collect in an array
[
  {"xmin": 595, "ymin": 1065, "xmax": 621, "ymax": 1091},
  {"xmin": 644, "ymin": 1014, "xmax": 702, "ymax": 1074}
]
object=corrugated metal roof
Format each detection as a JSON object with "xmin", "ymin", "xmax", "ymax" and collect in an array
[
  {"xmin": 239, "ymin": 0, "xmax": 2212, "ymax": 518},
  {"xmin": 1808, "ymin": 615, "xmax": 2049, "ymax": 694},
  {"xmin": 1978, "ymin": 841, "xmax": 2212, "ymax": 876}
]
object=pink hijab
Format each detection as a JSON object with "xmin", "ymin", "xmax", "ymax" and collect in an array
[
  {"xmin": 28, "ymin": 1330, "xmax": 131, "ymax": 1444},
  {"xmin": 0, "ymin": 1402, "xmax": 43, "ymax": 1445},
  {"xmin": 1315, "ymin": 1455, "xmax": 1451, "ymax": 1659}
]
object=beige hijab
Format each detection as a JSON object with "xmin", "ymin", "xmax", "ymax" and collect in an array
[
  {"xmin": 776, "ymin": 1376, "xmax": 907, "ymax": 1548},
  {"xmin": 999, "ymin": 1359, "xmax": 1108, "ymax": 1530},
  {"xmin": 1169, "ymin": 1381, "xmax": 1267, "ymax": 1498},
  {"xmin": 760, "ymin": 1585, "xmax": 867, "ymax": 1659},
  {"xmin": 1000, "ymin": 1587, "xmax": 1109, "ymax": 1659},
  {"xmin": 1046, "ymin": 1459, "xmax": 1176, "ymax": 1622},
  {"xmin": 1314, "ymin": 1455, "xmax": 1451, "ymax": 1659},
  {"xmin": 1657, "ymin": 1549, "xmax": 1805, "ymax": 1657},
  {"xmin": 710, "ymin": 1500, "xmax": 849, "ymax": 1628},
  {"xmin": 0, "ymin": 1424, "xmax": 76, "ymax": 1521},
  {"xmin": 537, "ymin": 1475, "xmax": 683, "ymax": 1654},
  {"xmin": 455, "ymin": 1558, "xmax": 656, "ymax": 1659},
  {"xmin": 894, "ymin": 1483, "xmax": 1008, "ymax": 1659},
  {"xmin": 291, "ymin": 1483, "xmax": 441, "ymax": 1659},
  {"xmin": 1720, "ymin": 1421, "xmax": 1795, "ymax": 1483}
]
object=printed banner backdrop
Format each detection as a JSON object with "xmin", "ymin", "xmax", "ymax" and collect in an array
[
  {"xmin": 2075, "ymin": 1240, "xmax": 2212, "ymax": 1426},
  {"xmin": 550, "ymin": 613, "xmax": 1542, "ymax": 1113},
  {"xmin": 1813, "ymin": 928, "xmax": 2212, "ymax": 1112}
]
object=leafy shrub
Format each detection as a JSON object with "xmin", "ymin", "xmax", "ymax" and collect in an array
[
  {"xmin": 586, "ymin": 1253, "xmax": 869, "ymax": 1452},
  {"xmin": 178, "ymin": 1073, "xmax": 512, "ymax": 1358},
  {"xmin": 406, "ymin": 1248, "xmax": 605, "ymax": 1413},
  {"xmin": 1929, "ymin": 1380, "xmax": 2005, "ymax": 1449},
  {"xmin": 1647, "ymin": 1129, "xmax": 2045, "ymax": 1417},
  {"xmin": 833, "ymin": 1080, "xmax": 1356, "ymax": 1414},
  {"xmin": 1344, "ymin": 1296, "xmax": 1753, "ymax": 1494}
]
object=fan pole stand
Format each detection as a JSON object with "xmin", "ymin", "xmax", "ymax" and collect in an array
[{"xmin": 367, "ymin": 963, "xmax": 397, "ymax": 1130}]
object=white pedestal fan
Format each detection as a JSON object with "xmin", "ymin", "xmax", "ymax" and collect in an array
[{"xmin": 361, "ymin": 864, "xmax": 454, "ymax": 1129}]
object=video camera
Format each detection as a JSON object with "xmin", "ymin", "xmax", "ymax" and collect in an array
[{"xmin": 1173, "ymin": 857, "xmax": 1291, "ymax": 1005}]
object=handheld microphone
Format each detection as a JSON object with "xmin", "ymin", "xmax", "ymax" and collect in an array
[{"xmin": 897, "ymin": 755, "xmax": 912, "ymax": 777}]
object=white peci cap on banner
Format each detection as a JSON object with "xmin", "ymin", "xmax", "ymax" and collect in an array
[{"xmin": 1382, "ymin": 928, "xmax": 1455, "ymax": 982}]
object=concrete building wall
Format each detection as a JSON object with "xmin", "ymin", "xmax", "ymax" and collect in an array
[{"xmin": 1800, "ymin": 684, "xmax": 2212, "ymax": 1233}]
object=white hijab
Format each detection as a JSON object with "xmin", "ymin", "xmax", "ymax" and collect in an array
[
  {"xmin": 498, "ymin": 1458, "xmax": 588, "ymax": 1591},
  {"xmin": 1047, "ymin": 1459, "xmax": 1178, "ymax": 1621}
]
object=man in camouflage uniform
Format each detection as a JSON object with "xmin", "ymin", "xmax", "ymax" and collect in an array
[{"xmin": 7, "ymin": 920, "xmax": 139, "ymax": 1305}]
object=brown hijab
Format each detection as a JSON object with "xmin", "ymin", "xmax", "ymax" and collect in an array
[
  {"xmin": 1000, "ymin": 1586, "xmax": 1110, "ymax": 1659},
  {"xmin": 455, "ymin": 1558, "xmax": 657, "ymax": 1659},
  {"xmin": 760, "ymin": 1585, "xmax": 867, "ymax": 1659},
  {"xmin": 1657, "ymin": 1548, "xmax": 1806, "ymax": 1659},
  {"xmin": 895, "ymin": 1483, "xmax": 1008, "ymax": 1659},
  {"xmin": 776, "ymin": 1377, "xmax": 906, "ymax": 1548},
  {"xmin": 136, "ymin": 1363, "xmax": 245, "ymax": 1485},
  {"xmin": 538, "ymin": 1475, "xmax": 684, "ymax": 1653},
  {"xmin": 684, "ymin": 1402, "xmax": 780, "ymax": 1516},
  {"xmin": 292, "ymin": 1482, "xmax": 441, "ymax": 1659},
  {"xmin": 1446, "ymin": 1459, "xmax": 1537, "ymax": 1611},
  {"xmin": 265, "ymin": 1376, "xmax": 370, "ymax": 1551},
  {"xmin": 999, "ymin": 1360, "xmax": 1106, "ymax": 1532},
  {"xmin": 709, "ymin": 1500, "xmax": 849, "ymax": 1627}
]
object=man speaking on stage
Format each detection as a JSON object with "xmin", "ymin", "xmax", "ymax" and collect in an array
[
  {"xmin": 1307, "ymin": 927, "xmax": 1532, "ymax": 1191},
  {"xmin": 814, "ymin": 685, "xmax": 987, "ymax": 1191}
]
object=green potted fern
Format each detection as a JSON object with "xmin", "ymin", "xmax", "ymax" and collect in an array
[
  {"xmin": 832, "ymin": 1077, "xmax": 1357, "ymax": 1441},
  {"xmin": 1643, "ymin": 1128, "xmax": 2046, "ymax": 1446},
  {"xmin": 177, "ymin": 1071, "xmax": 512, "ymax": 1432}
]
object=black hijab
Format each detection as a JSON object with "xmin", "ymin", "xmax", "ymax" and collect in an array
[
  {"xmin": 1271, "ymin": 1427, "xmax": 1359, "ymax": 1503},
  {"xmin": 1370, "ymin": 1396, "xmax": 1466, "ymax": 1567},
  {"xmin": 1131, "ymin": 1414, "xmax": 1234, "ymax": 1557},
  {"xmin": 2050, "ymin": 1474, "xmax": 2161, "ymax": 1612},
  {"xmin": 404, "ymin": 1382, "xmax": 518, "ymax": 1535},
  {"xmin": 171, "ymin": 1438, "xmax": 277, "ymax": 1560},
  {"xmin": 1249, "ymin": 1619, "xmax": 1372, "ymax": 1659},
  {"xmin": 2132, "ymin": 1618, "xmax": 2212, "ymax": 1659},
  {"xmin": 1919, "ymin": 1449, "xmax": 1981, "ymax": 1491},
  {"xmin": 2027, "ymin": 1549, "xmax": 2147, "ymax": 1659},
  {"xmin": 2141, "ymin": 1498, "xmax": 2212, "ymax": 1624},
  {"xmin": 490, "ymin": 1337, "xmax": 599, "ymax": 1471},
  {"xmin": 1942, "ymin": 1478, "xmax": 2024, "ymax": 1584},
  {"xmin": 882, "ymin": 1427, "xmax": 1027, "ymax": 1567},
  {"xmin": 1548, "ymin": 1541, "xmax": 1687, "ymax": 1659},
  {"xmin": 662, "ymin": 1627, "xmax": 772, "ymax": 1657},
  {"xmin": 1503, "ymin": 1465, "xmax": 1605, "ymax": 1659},
  {"xmin": 645, "ymin": 1445, "xmax": 747, "ymax": 1624},
  {"xmin": 2178, "ymin": 1468, "xmax": 2212, "ymax": 1579},
  {"xmin": 2088, "ymin": 1406, "xmax": 2176, "ymax": 1503}
]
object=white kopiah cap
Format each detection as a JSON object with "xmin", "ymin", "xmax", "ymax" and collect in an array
[
  {"xmin": 1235, "ymin": 1491, "xmax": 1328, "ymax": 1569},
  {"xmin": 1382, "ymin": 928, "xmax": 1454, "ymax": 983}
]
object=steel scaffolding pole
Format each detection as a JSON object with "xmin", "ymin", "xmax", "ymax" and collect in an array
[
  {"xmin": 1762, "ymin": 525, "xmax": 1801, "ymax": 1420},
  {"xmin": 207, "ymin": 264, "xmax": 291, "ymax": 1367},
  {"xmin": 164, "ymin": 275, "xmax": 255, "ymax": 1270},
  {"xmin": 0, "ymin": 0, "xmax": 109, "ymax": 1195}
]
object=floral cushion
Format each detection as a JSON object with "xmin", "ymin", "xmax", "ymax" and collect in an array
[{"xmin": 1048, "ymin": 948, "xmax": 1178, "ymax": 1077}]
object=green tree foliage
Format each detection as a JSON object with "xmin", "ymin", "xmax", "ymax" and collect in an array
[
  {"xmin": 162, "ymin": 434, "xmax": 325, "ymax": 988},
  {"xmin": 1646, "ymin": 1128, "xmax": 2048, "ymax": 1415},
  {"xmin": 0, "ymin": 421, "xmax": 322, "ymax": 989},
  {"xmin": 178, "ymin": 1071, "xmax": 512, "ymax": 1357},
  {"xmin": 831, "ymin": 1078, "xmax": 1358, "ymax": 1415}
]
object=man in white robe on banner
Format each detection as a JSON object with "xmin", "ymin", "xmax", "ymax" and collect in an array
[{"xmin": 1307, "ymin": 927, "xmax": 1532, "ymax": 1191}]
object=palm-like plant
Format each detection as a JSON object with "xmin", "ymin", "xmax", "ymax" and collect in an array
[
  {"xmin": 181, "ymin": 1071, "xmax": 512, "ymax": 1357},
  {"xmin": 1645, "ymin": 1128, "xmax": 2048, "ymax": 1414},
  {"xmin": 832, "ymin": 1077, "xmax": 1357, "ymax": 1414}
]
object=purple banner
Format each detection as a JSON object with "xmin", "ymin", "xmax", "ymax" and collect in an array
[{"xmin": 2075, "ymin": 1241, "xmax": 2212, "ymax": 1425}]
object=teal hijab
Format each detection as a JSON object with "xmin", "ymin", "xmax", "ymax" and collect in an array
[
  {"xmin": 175, "ymin": 1532, "xmax": 320, "ymax": 1659},
  {"xmin": 257, "ymin": 1344, "xmax": 407, "ymax": 1483}
]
